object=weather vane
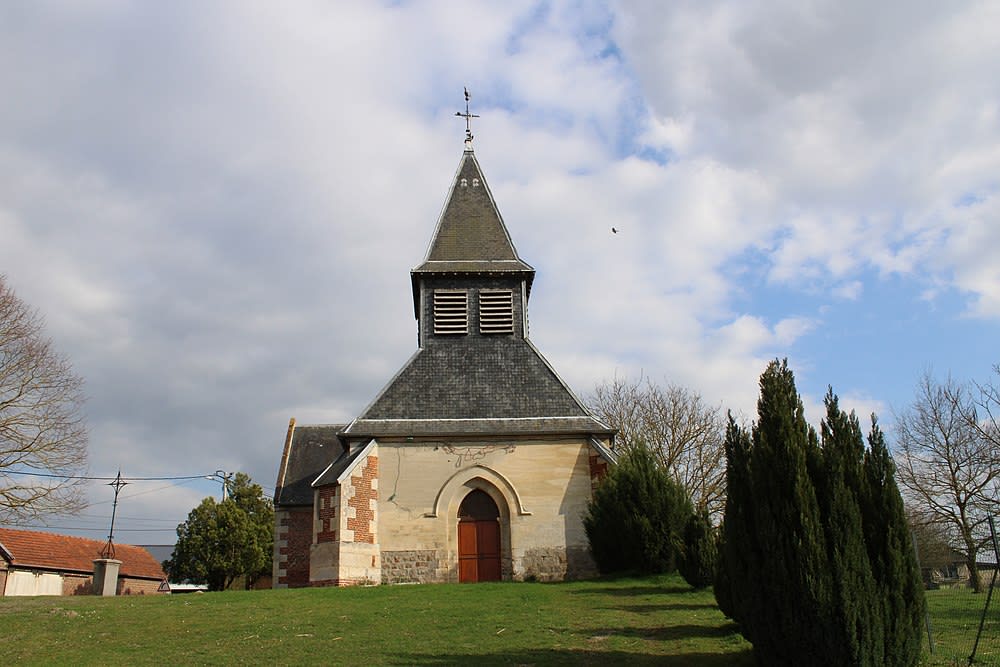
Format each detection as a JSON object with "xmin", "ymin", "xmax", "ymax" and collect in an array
[
  {"xmin": 100, "ymin": 469, "xmax": 128, "ymax": 559},
  {"xmin": 455, "ymin": 87, "xmax": 479, "ymax": 147}
]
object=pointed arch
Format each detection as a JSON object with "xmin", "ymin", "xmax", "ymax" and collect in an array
[{"xmin": 425, "ymin": 464, "xmax": 531, "ymax": 518}]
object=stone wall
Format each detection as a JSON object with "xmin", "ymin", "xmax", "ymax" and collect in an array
[
  {"xmin": 377, "ymin": 438, "xmax": 596, "ymax": 583},
  {"xmin": 520, "ymin": 545, "xmax": 596, "ymax": 582},
  {"xmin": 381, "ymin": 550, "xmax": 442, "ymax": 584}
]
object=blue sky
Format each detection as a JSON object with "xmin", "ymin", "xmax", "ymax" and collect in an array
[{"xmin": 1, "ymin": 1, "xmax": 997, "ymax": 545}]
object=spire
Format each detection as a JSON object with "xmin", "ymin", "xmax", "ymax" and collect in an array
[
  {"xmin": 412, "ymin": 150, "xmax": 533, "ymax": 275},
  {"xmin": 410, "ymin": 95, "xmax": 534, "ymax": 318}
]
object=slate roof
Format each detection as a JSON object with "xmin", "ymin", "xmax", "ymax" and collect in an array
[
  {"xmin": 274, "ymin": 423, "xmax": 345, "ymax": 506},
  {"xmin": 413, "ymin": 149, "xmax": 533, "ymax": 274},
  {"xmin": 346, "ymin": 417, "xmax": 611, "ymax": 438},
  {"xmin": 411, "ymin": 149, "xmax": 534, "ymax": 315},
  {"xmin": 0, "ymin": 527, "xmax": 165, "ymax": 580},
  {"xmin": 312, "ymin": 440, "xmax": 375, "ymax": 487},
  {"xmin": 348, "ymin": 338, "xmax": 611, "ymax": 437}
]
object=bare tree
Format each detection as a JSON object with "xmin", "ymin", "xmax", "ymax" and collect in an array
[
  {"xmin": 893, "ymin": 373, "xmax": 999, "ymax": 592},
  {"xmin": 0, "ymin": 276, "xmax": 88, "ymax": 524},
  {"xmin": 588, "ymin": 376, "xmax": 726, "ymax": 518},
  {"xmin": 973, "ymin": 364, "xmax": 1000, "ymax": 451}
]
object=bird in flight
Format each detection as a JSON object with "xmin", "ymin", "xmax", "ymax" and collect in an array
[{"xmin": 611, "ymin": 227, "xmax": 619, "ymax": 234}]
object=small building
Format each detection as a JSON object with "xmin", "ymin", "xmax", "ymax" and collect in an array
[
  {"xmin": 921, "ymin": 549, "xmax": 999, "ymax": 589},
  {"xmin": 0, "ymin": 527, "xmax": 166, "ymax": 596},
  {"xmin": 273, "ymin": 130, "xmax": 616, "ymax": 587}
]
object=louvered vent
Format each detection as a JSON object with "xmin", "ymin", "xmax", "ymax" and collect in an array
[
  {"xmin": 433, "ymin": 290, "xmax": 468, "ymax": 335},
  {"xmin": 479, "ymin": 290, "xmax": 514, "ymax": 334}
]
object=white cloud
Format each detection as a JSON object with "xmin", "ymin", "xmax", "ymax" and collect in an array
[{"xmin": 1, "ymin": 1, "xmax": 998, "ymax": 543}]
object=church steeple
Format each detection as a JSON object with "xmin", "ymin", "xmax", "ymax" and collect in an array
[
  {"xmin": 410, "ymin": 92, "xmax": 534, "ymax": 342},
  {"xmin": 412, "ymin": 151, "xmax": 533, "ymax": 276}
]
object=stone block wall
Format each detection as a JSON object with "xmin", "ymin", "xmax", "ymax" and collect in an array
[
  {"xmin": 381, "ymin": 550, "xmax": 442, "ymax": 584},
  {"xmin": 520, "ymin": 545, "xmax": 596, "ymax": 581}
]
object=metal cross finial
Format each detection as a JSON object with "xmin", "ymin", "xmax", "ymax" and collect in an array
[
  {"xmin": 100, "ymin": 469, "xmax": 129, "ymax": 559},
  {"xmin": 455, "ymin": 87, "xmax": 479, "ymax": 148}
]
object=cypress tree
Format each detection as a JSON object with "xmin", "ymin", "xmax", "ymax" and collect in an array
[
  {"xmin": 743, "ymin": 359, "xmax": 831, "ymax": 665},
  {"xmin": 861, "ymin": 418, "xmax": 926, "ymax": 666},
  {"xmin": 718, "ymin": 361, "xmax": 925, "ymax": 667},
  {"xmin": 678, "ymin": 508, "xmax": 717, "ymax": 589},
  {"xmin": 717, "ymin": 415, "xmax": 755, "ymax": 631},
  {"xmin": 818, "ymin": 391, "xmax": 883, "ymax": 664}
]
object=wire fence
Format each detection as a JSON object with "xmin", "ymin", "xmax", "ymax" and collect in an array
[{"xmin": 921, "ymin": 516, "xmax": 1000, "ymax": 666}]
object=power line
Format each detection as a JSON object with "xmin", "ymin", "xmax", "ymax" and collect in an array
[
  {"xmin": 17, "ymin": 525, "xmax": 179, "ymax": 533},
  {"xmin": 1, "ymin": 470, "xmax": 219, "ymax": 482},
  {"xmin": 74, "ymin": 512, "xmax": 181, "ymax": 523}
]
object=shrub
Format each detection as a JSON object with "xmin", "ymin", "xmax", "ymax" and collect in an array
[
  {"xmin": 585, "ymin": 445, "xmax": 693, "ymax": 574},
  {"xmin": 678, "ymin": 509, "xmax": 717, "ymax": 589}
]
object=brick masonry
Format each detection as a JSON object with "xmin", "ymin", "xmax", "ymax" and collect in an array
[
  {"xmin": 346, "ymin": 455, "xmax": 378, "ymax": 544},
  {"xmin": 589, "ymin": 448, "xmax": 609, "ymax": 491},
  {"xmin": 118, "ymin": 577, "xmax": 164, "ymax": 595},
  {"xmin": 274, "ymin": 506, "xmax": 312, "ymax": 588},
  {"xmin": 317, "ymin": 486, "xmax": 338, "ymax": 544}
]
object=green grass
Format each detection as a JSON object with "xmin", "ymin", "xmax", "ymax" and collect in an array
[
  {"xmin": 0, "ymin": 574, "xmax": 751, "ymax": 666},
  {"xmin": 923, "ymin": 586, "xmax": 1000, "ymax": 666},
  {"xmin": 4, "ymin": 576, "xmax": 993, "ymax": 665}
]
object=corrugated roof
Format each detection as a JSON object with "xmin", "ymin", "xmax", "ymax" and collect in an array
[{"xmin": 0, "ymin": 527, "xmax": 165, "ymax": 580}]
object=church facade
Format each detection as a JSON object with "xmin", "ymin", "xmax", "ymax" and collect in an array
[{"xmin": 272, "ymin": 135, "xmax": 615, "ymax": 587}]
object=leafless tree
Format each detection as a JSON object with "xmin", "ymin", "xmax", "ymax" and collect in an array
[
  {"xmin": 973, "ymin": 364, "xmax": 1000, "ymax": 452},
  {"xmin": 906, "ymin": 503, "xmax": 957, "ymax": 582},
  {"xmin": 588, "ymin": 376, "xmax": 726, "ymax": 518},
  {"xmin": 893, "ymin": 373, "xmax": 999, "ymax": 592},
  {"xmin": 0, "ymin": 276, "xmax": 88, "ymax": 524}
]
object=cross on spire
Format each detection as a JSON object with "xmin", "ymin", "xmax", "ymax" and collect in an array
[{"xmin": 455, "ymin": 87, "xmax": 479, "ymax": 149}]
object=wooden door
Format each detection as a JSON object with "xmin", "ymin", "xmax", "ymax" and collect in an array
[{"xmin": 458, "ymin": 490, "xmax": 502, "ymax": 583}]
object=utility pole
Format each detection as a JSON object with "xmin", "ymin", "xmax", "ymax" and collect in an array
[
  {"xmin": 100, "ymin": 469, "xmax": 128, "ymax": 559},
  {"xmin": 215, "ymin": 470, "xmax": 233, "ymax": 501}
]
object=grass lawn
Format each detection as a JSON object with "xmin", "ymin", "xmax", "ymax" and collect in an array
[
  {"xmin": 923, "ymin": 586, "xmax": 1000, "ymax": 666},
  {"xmin": 3, "ymin": 574, "xmax": 990, "ymax": 665},
  {"xmin": 0, "ymin": 574, "xmax": 751, "ymax": 666}
]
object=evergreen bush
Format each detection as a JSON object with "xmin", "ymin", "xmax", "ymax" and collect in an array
[
  {"xmin": 678, "ymin": 509, "xmax": 717, "ymax": 589},
  {"xmin": 584, "ymin": 444, "xmax": 693, "ymax": 574}
]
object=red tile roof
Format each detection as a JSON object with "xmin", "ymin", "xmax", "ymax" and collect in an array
[{"xmin": 0, "ymin": 527, "xmax": 165, "ymax": 581}]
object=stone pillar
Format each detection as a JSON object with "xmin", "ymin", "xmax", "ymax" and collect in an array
[{"xmin": 92, "ymin": 559, "xmax": 122, "ymax": 596}]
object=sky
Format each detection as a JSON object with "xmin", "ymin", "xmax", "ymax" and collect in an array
[{"xmin": 1, "ymin": 0, "xmax": 997, "ymax": 546}]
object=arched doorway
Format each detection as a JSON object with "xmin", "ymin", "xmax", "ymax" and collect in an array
[{"xmin": 458, "ymin": 489, "xmax": 501, "ymax": 582}]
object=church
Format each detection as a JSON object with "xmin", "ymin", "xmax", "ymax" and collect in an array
[{"xmin": 272, "ymin": 113, "xmax": 616, "ymax": 587}]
